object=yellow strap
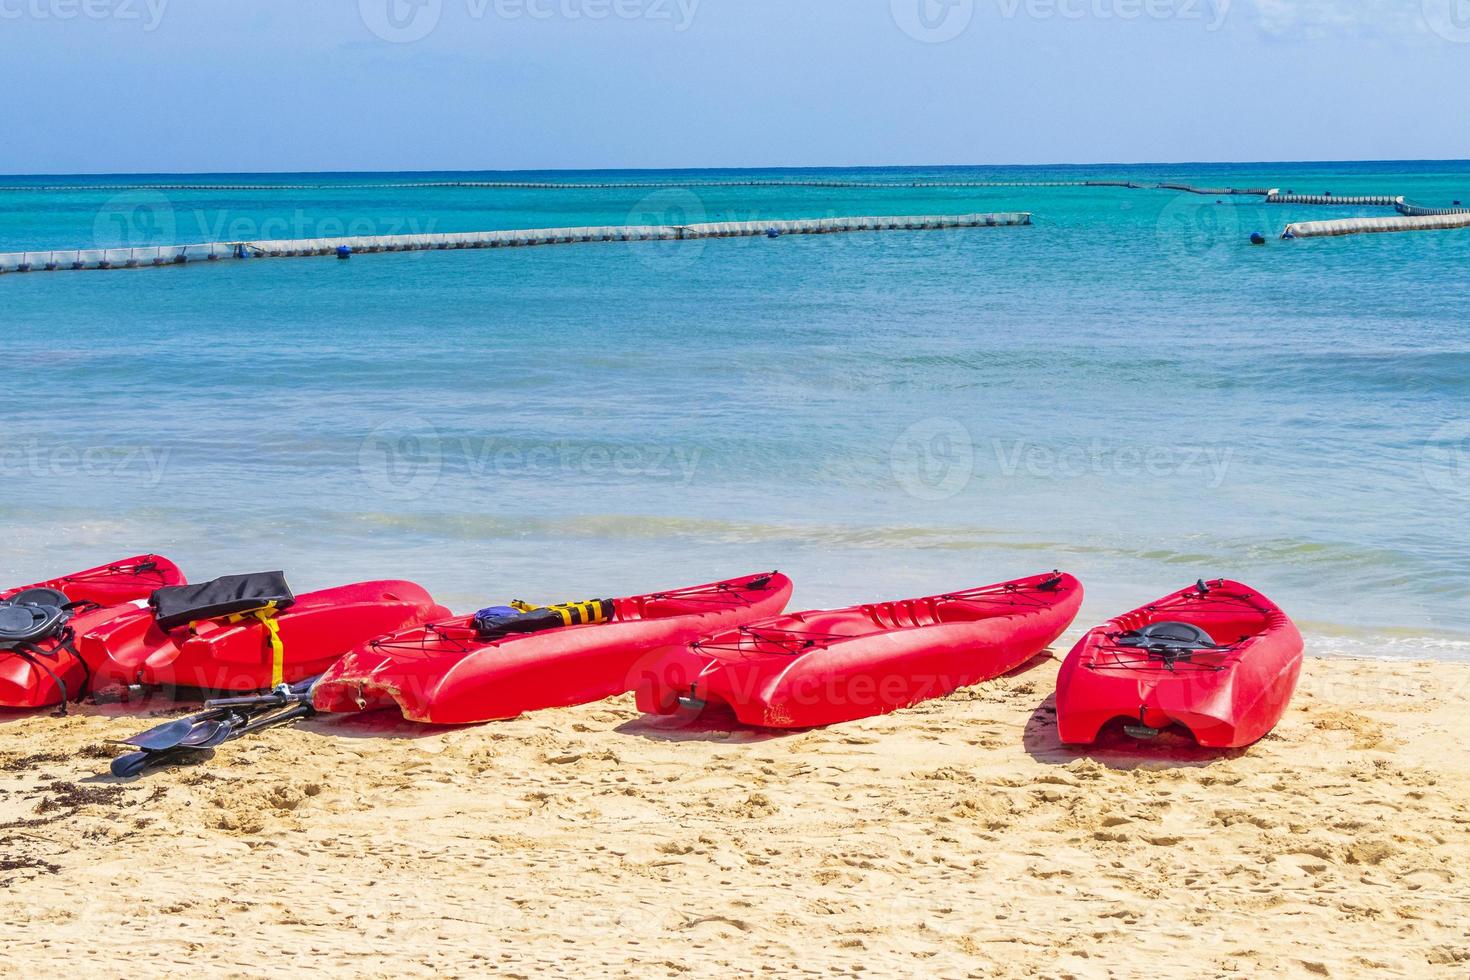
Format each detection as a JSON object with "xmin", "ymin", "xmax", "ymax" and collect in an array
[
  {"xmin": 254, "ymin": 610, "xmax": 285, "ymax": 687},
  {"xmin": 509, "ymin": 599, "xmax": 611, "ymax": 628},
  {"xmin": 212, "ymin": 602, "xmax": 285, "ymax": 687}
]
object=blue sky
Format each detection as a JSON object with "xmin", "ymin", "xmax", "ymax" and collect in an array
[{"xmin": 2, "ymin": 0, "xmax": 1468, "ymax": 173}]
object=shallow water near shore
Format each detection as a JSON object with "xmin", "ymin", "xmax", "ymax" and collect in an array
[{"xmin": 2, "ymin": 162, "xmax": 1468, "ymax": 656}]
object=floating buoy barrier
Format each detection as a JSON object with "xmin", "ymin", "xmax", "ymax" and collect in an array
[
  {"xmin": 1394, "ymin": 200, "xmax": 1470, "ymax": 217},
  {"xmin": 1266, "ymin": 192, "xmax": 1404, "ymax": 207},
  {"xmin": 1158, "ymin": 183, "xmax": 1270, "ymax": 196},
  {"xmin": 0, "ymin": 212, "xmax": 1033, "ymax": 273},
  {"xmin": 1281, "ymin": 212, "xmax": 1470, "ymax": 239}
]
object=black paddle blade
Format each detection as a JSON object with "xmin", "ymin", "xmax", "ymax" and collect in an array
[
  {"xmin": 111, "ymin": 750, "xmax": 156, "ymax": 778},
  {"xmin": 117, "ymin": 707, "xmax": 231, "ymax": 751},
  {"xmin": 120, "ymin": 717, "xmax": 201, "ymax": 751},
  {"xmin": 178, "ymin": 718, "xmax": 235, "ymax": 749}
]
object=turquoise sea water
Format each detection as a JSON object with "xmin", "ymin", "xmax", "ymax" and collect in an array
[{"xmin": 2, "ymin": 163, "xmax": 1468, "ymax": 659}]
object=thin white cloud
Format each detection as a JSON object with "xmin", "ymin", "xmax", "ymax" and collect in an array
[{"xmin": 1248, "ymin": 0, "xmax": 1433, "ymax": 40}]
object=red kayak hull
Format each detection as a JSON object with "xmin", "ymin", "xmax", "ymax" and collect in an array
[
  {"xmin": 312, "ymin": 572, "xmax": 794, "ymax": 724},
  {"xmin": 82, "ymin": 580, "xmax": 450, "ymax": 695},
  {"xmin": 637, "ymin": 571, "xmax": 1083, "ymax": 728},
  {"xmin": 0, "ymin": 556, "xmax": 186, "ymax": 709},
  {"xmin": 1055, "ymin": 580, "xmax": 1304, "ymax": 749}
]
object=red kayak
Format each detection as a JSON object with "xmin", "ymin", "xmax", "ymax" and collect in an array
[
  {"xmin": 1, "ymin": 556, "xmax": 186, "ymax": 710},
  {"xmin": 1055, "ymin": 579, "xmax": 1303, "ymax": 748},
  {"xmin": 637, "ymin": 571, "xmax": 1083, "ymax": 728},
  {"xmin": 312, "ymin": 572, "xmax": 794, "ymax": 724},
  {"xmin": 82, "ymin": 573, "xmax": 450, "ymax": 696}
]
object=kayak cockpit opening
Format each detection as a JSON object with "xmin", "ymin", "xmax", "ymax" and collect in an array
[{"xmin": 1115, "ymin": 622, "xmax": 1220, "ymax": 670}]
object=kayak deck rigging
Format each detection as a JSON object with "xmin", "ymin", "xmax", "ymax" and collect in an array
[
  {"xmin": 694, "ymin": 624, "xmax": 855, "ymax": 657},
  {"xmin": 1086, "ymin": 640, "xmax": 1237, "ymax": 674}
]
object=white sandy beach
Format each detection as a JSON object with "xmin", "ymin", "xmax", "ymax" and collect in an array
[{"xmin": 1, "ymin": 653, "xmax": 1467, "ymax": 978}]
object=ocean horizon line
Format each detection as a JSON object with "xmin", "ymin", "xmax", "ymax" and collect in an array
[{"xmin": 6, "ymin": 157, "xmax": 1470, "ymax": 180}]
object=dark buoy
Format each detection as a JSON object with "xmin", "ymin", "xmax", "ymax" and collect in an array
[
  {"xmin": 765, "ymin": 228, "xmax": 780, "ymax": 239},
  {"xmin": 336, "ymin": 245, "xmax": 353, "ymax": 260},
  {"xmin": 1250, "ymin": 232, "xmax": 1267, "ymax": 245},
  {"xmin": 1455, "ymin": 200, "xmax": 1463, "ymax": 207}
]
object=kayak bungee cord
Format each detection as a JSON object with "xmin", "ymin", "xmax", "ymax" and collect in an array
[
  {"xmin": 368, "ymin": 620, "xmax": 480, "ymax": 656},
  {"xmin": 1087, "ymin": 639, "xmax": 1237, "ymax": 674},
  {"xmin": 936, "ymin": 574, "xmax": 1070, "ymax": 609},
  {"xmin": 56, "ymin": 557, "xmax": 165, "ymax": 586},
  {"xmin": 694, "ymin": 624, "xmax": 857, "ymax": 657},
  {"xmin": 645, "ymin": 576, "xmax": 777, "ymax": 607}
]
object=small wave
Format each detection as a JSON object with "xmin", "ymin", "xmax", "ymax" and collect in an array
[{"xmin": 1298, "ymin": 622, "xmax": 1470, "ymax": 663}]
